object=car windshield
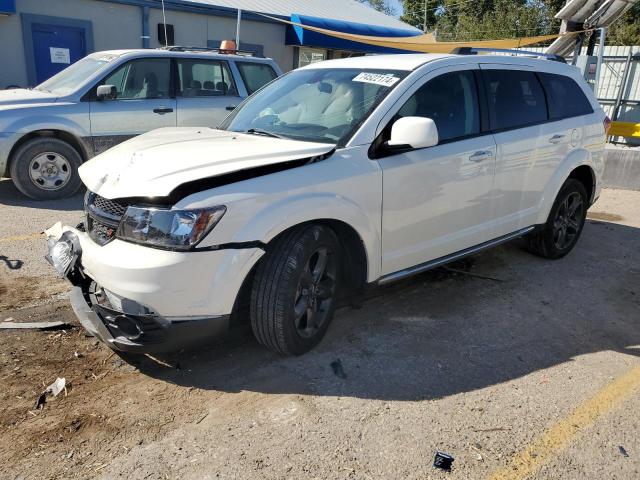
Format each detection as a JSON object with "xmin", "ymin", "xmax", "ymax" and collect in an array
[
  {"xmin": 220, "ymin": 68, "xmax": 408, "ymax": 145},
  {"xmin": 35, "ymin": 54, "xmax": 121, "ymax": 96}
]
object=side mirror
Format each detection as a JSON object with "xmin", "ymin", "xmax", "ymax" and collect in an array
[
  {"xmin": 387, "ymin": 116, "xmax": 438, "ymax": 149},
  {"xmin": 96, "ymin": 84, "xmax": 117, "ymax": 100}
]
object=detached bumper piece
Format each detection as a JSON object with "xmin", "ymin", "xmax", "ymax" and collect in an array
[{"xmin": 69, "ymin": 286, "xmax": 229, "ymax": 353}]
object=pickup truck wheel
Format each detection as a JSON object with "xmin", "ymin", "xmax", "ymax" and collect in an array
[
  {"xmin": 10, "ymin": 137, "xmax": 83, "ymax": 200},
  {"xmin": 526, "ymin": 178, "xmax": 588, "ymax": 259},
  {"xmin": 250, "ymin": 224, "xmax": 341, "ymax": 355}
]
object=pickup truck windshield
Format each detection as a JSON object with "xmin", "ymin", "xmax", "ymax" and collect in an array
[
  {"xmin": 35, "ymin": 54, "xmax": 120, "ymax": 96},
  {"xmin": 220, "ymin": 68, "xmax": 407, "ymax": 145}
]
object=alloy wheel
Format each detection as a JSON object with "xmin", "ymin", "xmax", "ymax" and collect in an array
[
  {"xmin": 28, "ymin": 152, "xmax": 71, "ymax": 191},
  {"xmin": 552, "ymin": 191, "xmax": 584, "ymax": 250},
  {"xmin": 293, "ymin": 247, "xmax": 337, "ymax": 338}
]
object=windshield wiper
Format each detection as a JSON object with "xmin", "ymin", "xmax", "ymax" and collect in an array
[{"xmin": 245, "ymin": 128, "xmax": 286, "ymax": 139}]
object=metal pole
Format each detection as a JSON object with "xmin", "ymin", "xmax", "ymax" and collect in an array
[
  {"xmin": 161, "ymin": 0, "xmax": 168, "ymax": 47},
  {"xmin": 594, "ymin": 27, "xmax": 606, "ymax": 94},
  {"xmin": 612, "ymin": 50, "xmax": 633, "ymax": 121},
  {"xmin": 235, "ymin": 9, "xmax": 242, "ymax": 49},
  {"xmin": 423, "ymin": 0, "xmax": 427, "ymax": 33}
]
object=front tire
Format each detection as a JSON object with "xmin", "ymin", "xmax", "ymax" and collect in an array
[
  {"xmin": 526, "ymin": 178, "xmax": 588, "ymax": 259},
  {"xmin": 10, "ymin": 137, "xmax": 83, "ymax": 200},
  {"xmin": 250, "ymin": 224, "xmax": 341, "ymax": 355}
]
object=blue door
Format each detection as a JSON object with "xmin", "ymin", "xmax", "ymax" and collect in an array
[{"xmin": 31, "ymin": 23, "xmax": 87, "ymax": 84}]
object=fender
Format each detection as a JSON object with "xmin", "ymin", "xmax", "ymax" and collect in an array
[
  {"xmin": 3, "ymin": 104, "xmax": 91, "ymax": 138},
  {"xmin": 201, "ymin": 192, "xmax": 382, "ymax": 282},
  {"xmin": 534, "ymin": 147, "xmax": 599, "ymax": 225}
]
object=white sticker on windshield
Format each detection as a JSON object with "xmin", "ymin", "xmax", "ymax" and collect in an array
[{"xmin": 352, "ymin": 72, "xmax": 399, "ymax": 87}]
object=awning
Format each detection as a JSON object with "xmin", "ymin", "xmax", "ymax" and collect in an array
[
  {"xmin": 285, "ymin": 14, "xmax": 424, "ymax": 53},
  {"xmin": 266, "ymin": 13, "xmax": 586, "ymax": 54}
]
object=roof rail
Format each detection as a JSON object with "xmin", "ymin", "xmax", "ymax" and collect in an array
[
  {"xmin": 157, "ymin": 46, "xmax": 257, "ymax": 57},
  {"xmin": 452, "ymin": 47, "xmax": 566, "ymax": 63}
]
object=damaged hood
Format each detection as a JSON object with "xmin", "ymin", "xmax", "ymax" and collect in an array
[{"xmin": 79, "ymin": 127, "xmax": 335, "ymax": 198}]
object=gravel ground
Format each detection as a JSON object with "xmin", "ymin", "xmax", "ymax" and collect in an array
[{"xmin": 1, "ymin": 180, "xmax": 639, "ymax": 480}]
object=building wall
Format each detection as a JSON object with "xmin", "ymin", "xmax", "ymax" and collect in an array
[
  {"xmin": 0, "ymin": 0, "xmax": 141, "ymax": 88},
  {"xmin": 0, "ymin": 0, "xmax": 294, "ymax": 89},
  {"xmin": 147, "ymin": 8, "xmax": 294, "ymax": 71}
]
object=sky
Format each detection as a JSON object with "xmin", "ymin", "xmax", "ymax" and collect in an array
[{"xmin": 388, "ymin": 0, "xmax": 404, "ymax": 17}]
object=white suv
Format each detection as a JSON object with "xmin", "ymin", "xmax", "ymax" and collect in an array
[
  {"xmin": 0, "ymin": 48, "xmax": 281, "ymax": 200},
  {"xmin": 46, "ymin": 53, "xmax": 606, "ymax": 355}
]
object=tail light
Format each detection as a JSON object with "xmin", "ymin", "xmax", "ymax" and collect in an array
[{"xmin": 603, "ymin": 116, "xmax": 612, "ymax": 134}]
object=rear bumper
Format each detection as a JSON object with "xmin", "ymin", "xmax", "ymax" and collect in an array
[{"xmin": 69, "ymin": 286, "xmax": 229, "ymax": 353}]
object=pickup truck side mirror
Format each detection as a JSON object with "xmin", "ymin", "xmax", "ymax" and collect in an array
[
  {"xmin": 387, "ymin": 116, "xmax": 438, "ymax": 150},
  {"xmin": 96, "ymin": 85, "xmax": 117, "ymax": 100}
]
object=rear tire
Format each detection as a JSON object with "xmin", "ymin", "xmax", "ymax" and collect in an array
[
  {"xmin": 10, "ymin": 137, "xmax": 83, "ymax": 200},
  {"xmin": 526, "ymin": 178, "xmax": 588, "ymax": 259},
  {"xmin": 250, "ymin": 224, "xmax": 341, "ymax": 355}
]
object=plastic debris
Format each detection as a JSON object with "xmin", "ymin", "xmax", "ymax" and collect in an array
[
  {"xmin": 330, "ymin": 359, "xmax": 347, "ymax": 379},
  {"xmin": 433, "ymin": 451, "xmax": 454, "ymax": 471},
  {"xmin": 34, "ymin": 377, "xmax": 67, "ymax": 410},
  {"xmin": 47, "ymin": 377, "xmax": 66, "ymax": 397},
  {"xmin": 619, "ymin": 446, "xmax": 629, "ymax": 458},
  {"xmin": 0, "ymin": 321, "xmax": 71, "ymax": 330}
]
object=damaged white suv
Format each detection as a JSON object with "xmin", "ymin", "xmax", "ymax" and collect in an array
[{"xmin": 46, "ymin": 53, "xmax": 606, "ymax": 355}]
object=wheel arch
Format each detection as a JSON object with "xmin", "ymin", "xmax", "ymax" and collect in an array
[
  {"xmin": 6, "ymin": 129, "xmax": 91, "ymax": 177},
  {"xmin": 535, "ymin": 150, "xmax": 598, "ymax": 225}
]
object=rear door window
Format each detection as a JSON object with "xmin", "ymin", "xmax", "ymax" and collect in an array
[
  {"xmin": 482, "ymin": 69, "xmax": 548, "ymax": 131},
  {"xmin": 539, "ymin": 72, "xmax": 593, "ymax": 120},
  {"xmin": 236, "ymin": 62, "xmax": 278, "ymax": 95},
  {"xmin": 176, "ymin": 59, "xmax": 237, "ymax": 97}
]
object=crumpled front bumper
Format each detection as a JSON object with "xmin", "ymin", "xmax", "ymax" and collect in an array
[
  {"xmin": 68, "ymin": 286, "xmax": 228, "ymax": 353},
  {"xmin": 45, "ymin": 222, "xmax": 263, "ymax": 353}
]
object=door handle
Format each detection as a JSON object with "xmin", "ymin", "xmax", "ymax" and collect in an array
[
  {"xmin": 469, "ymin": 151, "xmax": 493, "ymax": 162},
  {"xmin": 549, "ymin": 134, "xmax": 567, "ymax": 144},
  {"xmin": 153, "ymin": 107, "xmax": 174, "ymax": 114},
  {"xmin": 225, "ymin": 105, "xmax": 237, "ymax": 111}
]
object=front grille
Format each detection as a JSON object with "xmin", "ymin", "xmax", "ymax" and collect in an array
[
  {"xmin": 85, "ymin": 192, "xmax": 131, "ymax": 246},
  {"xmin": 92, "ymin": 194, "xmax": 128, "ymax": 218}
]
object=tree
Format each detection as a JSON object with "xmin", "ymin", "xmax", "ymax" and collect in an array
[
  {"xmin": 400, "ymin": 0, "xmax": 443, "ymax": 31},
  {"xmin": 606, "ymin": 4, "xmax": 640, "ymax": 46},
  {"xmin": 358, "ymin": 0, "xmax": 397, "ymax": 16}
]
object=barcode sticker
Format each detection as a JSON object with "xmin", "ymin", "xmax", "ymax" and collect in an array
[{"xmin": 352, "ymin": 72, "xmax": 400, "ymax": 87}]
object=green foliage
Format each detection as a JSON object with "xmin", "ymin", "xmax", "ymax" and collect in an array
[
  {"xmin": 606, "ymin": 4, "xmax": 640, "ymax": 46},
  {"xmin": 400, "ymin": 0, "xmax": 560, "ymax": 41},
  {"xmin": 399, "ymin": 0, "xmax": 639, "ymax": 46}
]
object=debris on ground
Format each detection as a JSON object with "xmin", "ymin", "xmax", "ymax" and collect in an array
[
  {"xmin": 330, "ymin": 359, "xmax": 347, "ymax": 379},
  {"xmin": 46, "ymin": 377, "xmax": 66, "ymax": 397},
  {"xmin": 433, "ymin": 451, "xmax": 455, "ymax": 471},
  {"xmin": 0, "ymin": 321, "xmax": 72, "ymax": 330},
  {"xmin": 34, "ymin": 377, "xmax": 67, "ymax": 410},
  {"xmin": 619, "ymin": 446, "xmax": 629, "ymax": 458},
  {"xmin": 442, "ymin": 267, "xmax": 505, "ymax": 282}
]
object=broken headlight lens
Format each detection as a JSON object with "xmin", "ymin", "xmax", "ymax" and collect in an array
[{"xmin": 117, "ymin": 206, "xmax": 226, "ymax": 250}]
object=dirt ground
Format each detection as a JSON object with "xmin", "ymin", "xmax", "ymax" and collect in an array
[{"xmin": 1, "ymin": 180, "xmax": 639, "ymax": 480}]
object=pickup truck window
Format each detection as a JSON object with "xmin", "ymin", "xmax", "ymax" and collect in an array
[
  {"xmin": 236, "ymin": 62, "xmax": 278, "ymax": 95},
  {"xmin": 221, "ymin": 68, "xmax": 407, "ymax": 145},
  {"xmin": 177, "ymin": 59, "xmax": 238, "ymax": 97}
]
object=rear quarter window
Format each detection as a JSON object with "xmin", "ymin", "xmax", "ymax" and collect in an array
[
  {"xmin": 236, "ymin": 62, "xmax": 278, "ymax": 95},
  {"xmin": 539, "ymin": 72, "xmax": 594, "ymax": 120}
]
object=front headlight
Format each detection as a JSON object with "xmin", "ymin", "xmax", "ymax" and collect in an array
[{"xmin": 117, "ymin": 206, "xmax": 226, "ymax": 250}]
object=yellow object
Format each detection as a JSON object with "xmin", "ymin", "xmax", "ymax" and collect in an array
[
  {"xmin": 259, "ymin": 13, "xmax": 588, "ymax": 54},
  {"xmin": 487, "ymin": 365, "xmax": 640, "ymax": 480},
  {"xmin": 609, "ymin": 121, "xmax": 640, "ymax": 138}
]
